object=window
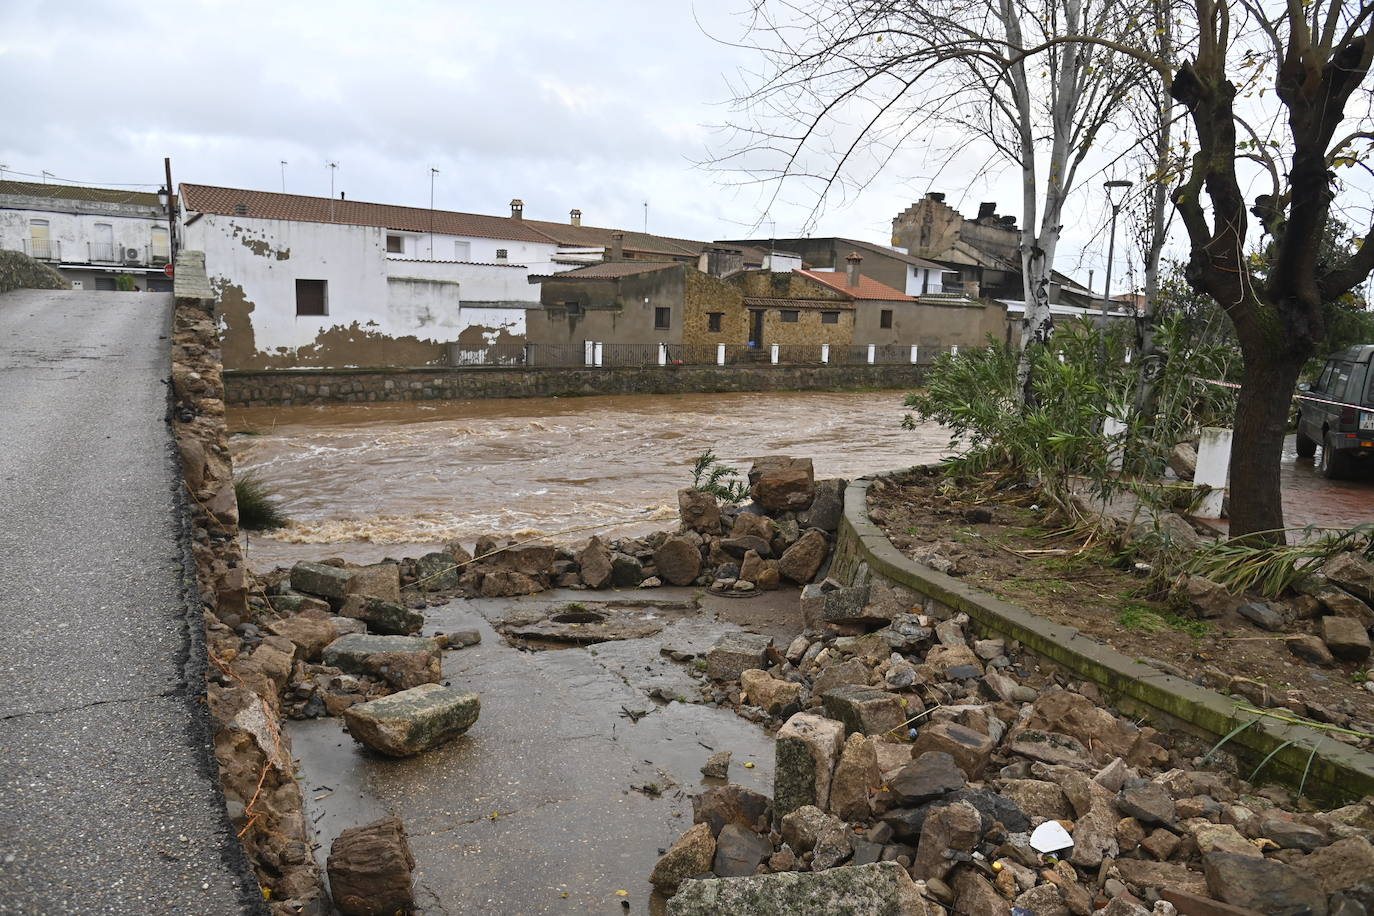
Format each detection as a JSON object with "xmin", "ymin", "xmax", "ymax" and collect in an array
[
  {"xmin": 454, "ymin": 240, "xmax": 470, "ymax": 260},
  {"xmin": 92, "ymin": 223, "xmax": 114, "ymax": 261},
  {"xmin": 780, "ymin": 310, "xmax": 799, "ymax": 323},
  {"xmin": 1316, "ymin": 361, "xmax": 1337, "ymax": 393},
  {"xmin": 1332, "ymin": 361, "xmax": 1355, "ymax": 399},
  {"xmin": 495, "ymin": 248, "xmax": 509, "ymax": 260},
  {"xmin": 386, "ymin": 235, "xmax": 404, "ymax": 254},
  {"xmin": 29, "ymin": 219, "xmax": 51, "ymax": 259},
  {"xmin": 654, "ymin": 307, "xmax": 672, "ymax": 330},
  {"xmin": 880, "ymin": 309, "xmax": 894, "ymax": 329},
  {"xmin": 295, "ymin": 279, "xmax": 328, "ymax": 316},
  {"xmin": 707, "ymin": 312, "xmax": 723, "ymax": 332},
  {"xmin": 151, "ymin": 226, "xmax": 170, "ymax": 263},
  {"xmin": 821, "ymin": 311, "xmax": 839, "ymax": 325},
  {"xmin": 563, "ymin": 301, "xmax": 583, "ymax": 316}
]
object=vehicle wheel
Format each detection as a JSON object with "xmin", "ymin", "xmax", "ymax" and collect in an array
[
  {"xmin": 1295, "ymin": 425, "xmax": 1317, "ymax": 458},
  {"xmin": 1320, "ymin": 434, "xmax": 1352, "ymax": 480}
]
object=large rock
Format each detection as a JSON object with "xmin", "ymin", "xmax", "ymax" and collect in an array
[
  {"xmin": 491, "ymin": 544, "xmax": 556, "ymax": 577},
  {"xmin": 706, "ymin": 631, "xmax": 773, "ymax": 681},
  {"xmin": 577, "ymin": 536, "xmax": 614, "ymax": 589},
  {"xmin": 811, "ymin": 658, "xmax": 871, "ymax": 696},
  {"xmin": 1185, "ymin": 575, "xmax": 1241, "ymax": 619},
  {"xmin": 888, "ymin": 752, "xmax": 966, "ymax": 805},
  {"xmin": 720, "ymin": 535, "xmax": 773, "ymax": 559},
  {"xmin": 778, "ymin": 529, "xmax": 828, "ymax": 584},
  {"xmin": 1299, "ymin": 836, "xmax": 1374, "ymax": 896},
  {"xmin": 1321, "ymin": 615, "xmax": 1371, "ymax": 661},
  {"xmin": 322, "ymin": 634, "xmax": 442, "ymax": 690},
  {"xmin": 1325, "ymin": 552, "xmax": 1374, "ymax": 602},
  {"xmin": 340, "ymin": 594, "xmax": 425, "ymax": 636},
  {"xmin": 1017, "ymin": 691, "xmax": 1165, "ymax": 767},
  {"xmin": 415, "ymin": 551, "xmax": 462, "ymax": 590},
  {"xmin": 912, "ymin": 800, "xmax": 983, "ymax": 881},
  {"xmin": 712, "ymin": 822, "xmax": 772, "ymax": 878},
  {"xmin": 1202, "ymin": 852, "xmax": 1328, "ymax": 916},
  {"xmin": 798, "ymin": 478, "xmax": 846, "ymax": 533},
  {"xmin": 775, "ymin": 713, "xmax": 846, "ymax": 816},
  {"xmin": 264, "ymin": 616, "xmax": 337, "ymax": 661},
  {"xmin": 678, "ymin": 487, "xmax": 722, "ymax": 534},
  {"xmin": 741, "ymin": 669, "xmax": 803, "ymax": 715},
  {"xmin": 693, "ymin": 784, "xmax": 773, "ymax": 836},
  {"xmin": 909, "ymin": 721, "xmax": 996, "ymax": 779},
  {"xmin": 668, "ymin": 861, "xmax": 929, "ymax": 915},
  {"xmin": 478, "ymin": 567, "xmax": 542, "ymax": 597},
  {"xmin": 1168, "ymin": 442, "xmax": 1198, "ymax": 480},
  {"xmin": 291, "ymin": 561, "xmax": 352, "ymax": 600},
  {"xmin": 655, "ymin": 536, "xmax": 703, "ymax": 586},
  {"xmin": 327, "ymin": 816, "xmax": 415, "ymax": 916},
  {"xmin": 731, "ymin": 513, "xmax": 777, "ymax": 542},
  {"xmin": 650, "ymin": 822, "xmax": 715, "ymax": 893},
  {"xmin": 952, "ymin": 869, "xmax": 1012, "ymax": 916},
  {"xmin": 748, "ymin": 456, "xmax": 816, "ymax": 512},
  {"xmin": 821, "ymin": 685, "xmax": 907, "ymax": 737},
  {"xmin": 998, "ymin": 779, "xmax": 1071, "ymax": 820},
  {"xmin": 346, "ymin": 563, "xmax": 402, "ymax": 603},
  {"xmin": 1317, "ymin": 588, "xmax": 1374, "ymax": 627},
  {"xmin": 610, "ymin": 552, "xmax": 645, "ymax": 587},
  {"xmin": 807, "ymin": 585, "xmax": 893, "ymax": 628},
  {"xmin": 830, "ymin": 733, "xmax": 881, "ymax": 821},
  {"xmin": 779, "ymin": 804, "xmax": 846, "ymax": 853},
  {"xmin": 342, "ymin": 684, "xmax": 479, "ymax": 757}
]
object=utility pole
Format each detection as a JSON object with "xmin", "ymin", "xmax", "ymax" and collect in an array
[
  {"xmin": 643, "ymin": 200, "xmax": 648, "ymax": 234},
  {"xmin": 280, "ymin": 160, "xmax": 288, "ymax": 192},
  {"xmin": 327, "ymin": 161, "xmax": 338, "ymax": 220},
  {"xmin": 429, "ymin": 167, "xmax": 439, "ymax": 259},
  {"xmin": 164, "ymin": 156, "xmax": 177, "ymax": 262},
  {"xmin": 1101, "ymin": 179, "xmax": 1133, "ymax": 313}
]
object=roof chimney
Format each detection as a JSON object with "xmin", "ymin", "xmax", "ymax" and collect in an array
[
  {"xmin": 340, "ymin": 192, "xmax": 345, "ymax": 200},
  {"xmin": 845, "ymin": 251, "xmax": 862, "ymax": 288},
  {"xmin": 510, "ymin": 198, "xmax": 524, "ymax": 220},
  {"xmin": 570, "ymin": 208, "xmax": 582, "ymax": 227},
  {"xmin": 977, "ymin": 202, "xmax": 997, "ymax": 220},
  {"xmin": 927, "ymin": 191, "xmax": 945, "ymax": 203},
  {"xmin": 610, "ymin": 231, "xmax": 624, "ymax": 261}
]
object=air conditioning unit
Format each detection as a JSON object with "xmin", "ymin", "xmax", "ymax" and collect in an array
[{"xmin": 123, "ymin": 247, "xmax": 141, "ymax": 263}]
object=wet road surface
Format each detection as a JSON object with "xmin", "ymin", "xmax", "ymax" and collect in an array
[
  {"xmin": 0, "ymin": 290, "xmax": 261, "ymax": 915},
  {"xmin": 291, "ymin": 587, "xmax": 795, "ymax": 915},
  {"xmin": 1202, "ymin": 435, "xmax": 1374, "ymax": 536},
  {"xmin": 229, "ymin": 391, "xmax": 947, "ymax": 569}
]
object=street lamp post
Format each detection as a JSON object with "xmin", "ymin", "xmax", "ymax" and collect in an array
[{"xmin": 1102, "ymin": 179, "xmax": 1134, "ymax": 313}]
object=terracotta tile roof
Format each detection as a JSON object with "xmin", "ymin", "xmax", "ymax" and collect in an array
[
  {"xmin": 523, "ymin": 218, "xmax": 707, "ymax": 259},
  {"xmin": 795, "ymin": 269, "xmax": 915, "ymax": 301},
  {"xmin": 742, "ymin": 297, "xmax": 854, "ymax": 310},
  {"xmin": 179, "ymin": 183, "xmax": 553, "ymax": 244},
  {"xmin": 535, "ymin": 261, "xmax": 680, "ymax": 280},
  {"xmin": 0, "ymin": 179, "xmax": 164, "ymax": 208}
]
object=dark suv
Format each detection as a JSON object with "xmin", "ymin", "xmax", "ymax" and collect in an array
[{"xmin": 1295, "ymin": 344, "xmax": 1374, "ymax": 479}]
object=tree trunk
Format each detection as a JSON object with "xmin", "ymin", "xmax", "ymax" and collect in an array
[{"xmin": 1226, "ymin": 347, "xmax": 1306, "ymax": 543}]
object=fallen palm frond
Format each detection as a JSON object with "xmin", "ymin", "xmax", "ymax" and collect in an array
[{"xmin": 1187, "ymin": 523, "xmax": 1374, "ymax": 597}]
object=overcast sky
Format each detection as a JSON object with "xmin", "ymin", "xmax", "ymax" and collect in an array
[{"xmin": 0, "ymin": 0, "xmax": 1272, "ymax": 290}]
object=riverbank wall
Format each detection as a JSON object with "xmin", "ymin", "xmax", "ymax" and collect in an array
[{"xmin": 224, "ymin": 363, "xmax": 927, "ymax": 406}]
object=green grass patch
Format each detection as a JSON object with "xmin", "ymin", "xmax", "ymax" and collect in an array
[
  {"xmin": 234, "ymin": 472, "xmax": 288, "ymax": 530},
  {"xmin": 1117, "ymin": 602, "xmax": 1210, "ymax": 639}
]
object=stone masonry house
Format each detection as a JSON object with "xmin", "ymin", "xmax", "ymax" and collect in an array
[
  {"xmin": 726, "ymin": 269, "xmax": 856, "ymax": 354},
  {"xmin": 715, "ymin": 235, "xmax": 950, "ymax": 297}
]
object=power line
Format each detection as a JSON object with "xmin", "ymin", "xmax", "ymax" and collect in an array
[{"xmin": 0, "ymin": 166, "xmax": 161, "ymax": 188}]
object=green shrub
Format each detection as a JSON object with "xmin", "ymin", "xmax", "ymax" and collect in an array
[
  {"xmin": 234, "ymin": 472, "xmax": 288, "ymax": 530},
  {"xmin": 690, "ymin": 449, "xmax": 751, "ymax": 504}
]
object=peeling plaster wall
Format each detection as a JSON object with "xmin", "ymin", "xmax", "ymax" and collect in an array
[{"xmin": 185, "ymin": 214, "xmax": 541, "ymax": 369}]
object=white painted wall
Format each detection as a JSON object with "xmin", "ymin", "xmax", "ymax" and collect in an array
[
  {"xmin": 183, "ymin": 212, "xmax": 543, "ymax": 358},
  {"xmin": 0, "ymin": 205, "xmax": 168, "ymax": 265},
  {"xmin": 380, "ymin": 228, "xmax": 559, "ymax": 272},
  {"xmin": 905, "ymin": 264, "xmax": 945, "ymax": 296}
]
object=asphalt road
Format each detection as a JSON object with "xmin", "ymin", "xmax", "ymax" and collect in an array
[{"xmin": 0, "ymin": 290, "xmax": 263, "ymax": 915}]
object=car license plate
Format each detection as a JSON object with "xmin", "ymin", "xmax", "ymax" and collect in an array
[{"xmin": 1362, "ymin": 411, "xmax": 1374, "ymax": 431}]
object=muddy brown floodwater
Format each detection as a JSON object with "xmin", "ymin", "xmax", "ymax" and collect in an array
[{"xmin": 228, "ymin": 390, "xmax": 949, "ymax": 569}]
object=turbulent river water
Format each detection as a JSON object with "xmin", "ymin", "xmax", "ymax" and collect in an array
[{"xmin": 228, "ymin": 390, "xmax": 951, "ymax": 569}]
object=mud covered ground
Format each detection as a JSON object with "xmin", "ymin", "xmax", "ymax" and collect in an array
[{"xmin": 867, "ymin": 467, "xmax": 1374, "ymax": 747}]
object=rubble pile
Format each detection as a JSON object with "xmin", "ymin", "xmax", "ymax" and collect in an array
[{"xmin": 652, "ymin": 577, "xmax": 1374, "ymax": 914}]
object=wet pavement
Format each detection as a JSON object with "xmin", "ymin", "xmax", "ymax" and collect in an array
[
  {"xmin": 1204, "ymin": 435, "xmax": 1374, "ymax": 536},
  {"xmin": 291, "ymin": 587, "xmax": 799, "ymax": 915}
]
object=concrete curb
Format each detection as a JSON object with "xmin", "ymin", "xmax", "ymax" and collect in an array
[{"xmin": 834, "ymin": 469, "xmax": 1374, "ymax": 805}]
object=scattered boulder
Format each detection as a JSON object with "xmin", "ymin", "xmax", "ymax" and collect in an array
[
  {"xmin": 322, "ymin": 634, "xmax": 442, "ymax": 690},
  {"xmin": 340, "ymin": 595, "xmax": 424, "ymax": 636},
  {"xmin": 706, "ymin": 632, "xmax": 773, "ymax": 681},
  {"xmin": 667, "ymin": 862, "xmax": 928, "ymax": 915},
  {"xmin": 821, "ymin": 685, "xmax": 907, "ymax": 737},
  {"xmin": 798, "ymin": 478, "xmax": 846, "ymax": 533},
  {"xmin": 650, "ymin": 822, "xmax": 715, "ymax": 893},
  {"xmin": 779, "ymin": 804, "xmax": 845, "ymax": 854},
  {"xmin": 888, "ymin": 752, "xmax": 966, "ymax": 805},
  {"xmin": 1235, "ymin": 601, "xmax": 1285, "ymax": 631},
  {"xmin": 1298, "ymin": 836, "xmax": 1374, "ymax": 896},
  {"xmin": 345, "ymin": 563, "xmax": 402, "ymax": 603},
  {"xmin": 701, "ymin": 750, "xmax": 732, "ymax": 779},
  {"xmin": 479, "ymin": 568, "xmax": 542, "ymax": 597},
  {"xmin": 1185, "ymin": 575, "xmax": 1240, "ymax": 619},
  {"xmin": 712, "ymin": 822, "xmax": 772, "ymax": 878},
  {"xmin": 1287, "ymin": 634, "xmax": 1336, "ymax": 666},
  {"xmin": 829, "ymin": 733, "xmax": 881, "ymax": 821},
  {"xmin": 774, "ymin": 713, "xmax": 846, "ymax": 816},
  {"xmin": 1202, "ymin": 852, "xmax": 1328, "ymax": 915},
  {"xmin": 909, "ymin": 722, "xmax": 996, "ymax": 779},
  {"xmin": 1115, "ymin": 784, "xmax": 1176, "ymax": 827},
  {"xmin": 731, "ymin": 513, "xmax": 777, "ymax": 542},
  {"xmin": 1324, "ymin": 552, "xmax": 1374, "ymax": 603},
  {"xmin": 748, "ymin": 456, "xmax": 816, "ymax": 512},
  {"xmin": 415, "ymin": 551, "xmax": 462, "ymax": 590},
  {"xmin": 741, "ymin": 669, "xmax": 803, "ymax": 715},
  {"xmin": 610, "ymin": 552, "xmax": 645, "ymax": 588},
  {"xmin": 693, "ymin": 784, "xmax": 772, "ymax": 837},
  {"xmin": 912, "ymin": 800, "xmax": 983, "ymax": 881},
  {"xmin": 264, "ymin": 616, "xmax": 337, "ymax": 662},
  {"xmin": 342, "ymin": 684, "xmax": 479, "ymax": 757},
  {"xmin": 1321, "ymin": 615, "xmax": 1371, "ymax": 661},
  {"xmin": 327, "ymin": 816, "xmax": 415, "ymax": 916},
  {"xmin": 811, "ymin": 658, "xmax": 871, "ymax": 696},
  {"xmin": 678, "ymin": 487, "xmax": 722, "ymax": 534},
  {"xmin": 655, "ymin": 536, "xmax": 703, "ymax": 586},
  {"xmin": 578, "ymin": 536, "xmax": 615, "ymax": 589},
  {"xmin": 778, "ymin": 530, "xmax": 828, "ymax": 584},
  {"xmin": 1317, "ymin": 588, "xmax": 1374, "ymax": 627},
  {"xmin": 1168, "ymin": 443, "xmax": 1198, "ymax": 480},
  {"xmin": 291, "ymin": 561, "xmax": 352, "ymax": 600}
]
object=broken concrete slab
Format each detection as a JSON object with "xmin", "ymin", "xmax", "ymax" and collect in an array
[
  {"xmin": 342, "ymin": 684, "xmax": 480, "ymax": 757},
  {"xmin": 340, "ymin": 594, "xmax": 425, "ymax": 636},
  {"xmin": 322, "ymin": 634, "xmax": 442, "ymax": 690},
  {"xmin": 290, "ymin": 561, "xmax": 352, "ymax": 600}
]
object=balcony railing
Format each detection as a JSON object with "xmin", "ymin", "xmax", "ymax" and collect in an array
[
  {"xmin": 22, "ymin": 238, "xmax": 59, "ymax": 261},
  {"xmin": 89, "ymin": 241, "xmax": 116, "ymax": 262}
]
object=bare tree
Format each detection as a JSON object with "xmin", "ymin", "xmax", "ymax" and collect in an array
[
  {"xmin": 1161, "ymin": 0, "xmax": 1374, "ymax": 540},
  {"xmin": 713, "ymin": 0, "xmax": 1148, "ymax": 401}
]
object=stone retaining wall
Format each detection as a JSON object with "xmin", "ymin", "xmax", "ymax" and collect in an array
[
  {"xmin": 834, "ymin": 470, "xmax": 1374, "ymax": 805},
  {"xmin": 224, "ymin": 364, "xmax": 927, "ymax": 407}
]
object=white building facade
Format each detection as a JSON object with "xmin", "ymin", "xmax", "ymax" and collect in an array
[{"xmin": 0, "ymin": 180, "xmax": 176, "ymax": 291}]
